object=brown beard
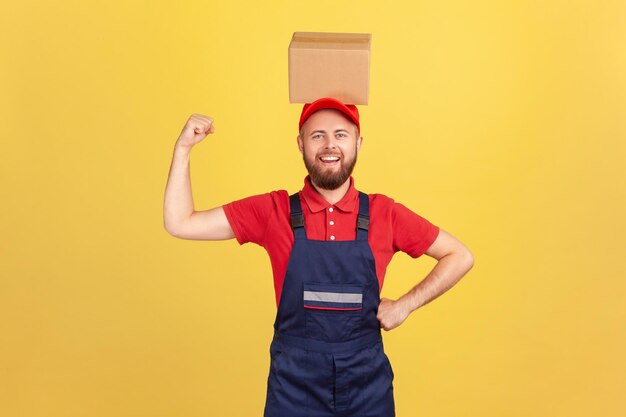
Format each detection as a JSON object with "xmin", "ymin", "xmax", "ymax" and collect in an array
[{"xmin": 303, "ymin": 147, "xmax": 358, "ymax": 190}]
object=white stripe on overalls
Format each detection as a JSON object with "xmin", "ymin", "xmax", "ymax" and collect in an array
[{"xmin": 303, "ymin": 291, "xmax": 363, "ymax": 303}]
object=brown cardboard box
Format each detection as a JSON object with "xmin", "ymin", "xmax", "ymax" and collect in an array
[{"xmin": 288, "ymin": 32, "xmax": 371, "ymax": 105}]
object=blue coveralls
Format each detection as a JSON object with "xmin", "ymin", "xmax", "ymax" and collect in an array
[{"xmin": 263, "ymin": 191, "xmax": 396, "ymax": 417}]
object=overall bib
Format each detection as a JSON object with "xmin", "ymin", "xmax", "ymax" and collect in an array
[{"xmin": 263, "ymin": 192, "xmax": 395, "ymax": 417}]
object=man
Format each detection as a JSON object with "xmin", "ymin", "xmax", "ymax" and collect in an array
[{"xmin": 163, "ymin": 97, "xmax": 474, "ymax": 417}]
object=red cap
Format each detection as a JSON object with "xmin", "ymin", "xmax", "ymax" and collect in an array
[{"xmin": 299, "ymin": 97, "xmax": 360, "ymax": 133}]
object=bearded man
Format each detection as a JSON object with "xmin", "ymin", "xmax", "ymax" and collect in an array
[{"xmin": 163, "ymin": 97, "xmax": 474, "ymax": 417}]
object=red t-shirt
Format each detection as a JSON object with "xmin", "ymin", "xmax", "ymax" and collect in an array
[{"xmin": 223, "ymin": 176, "xmax": 440, "ymax": 307}]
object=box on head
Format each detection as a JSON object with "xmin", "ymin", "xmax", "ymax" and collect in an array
[{"xmin": 288, "ymin": 32, "xmax": 372, "ymax": 105}]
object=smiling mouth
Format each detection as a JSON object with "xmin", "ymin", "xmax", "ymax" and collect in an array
[{"xmin": 319, "ymin": 155, "xmax": 341, "ymax": 165}]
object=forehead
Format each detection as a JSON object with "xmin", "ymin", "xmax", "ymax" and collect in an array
[{"xmin": 301, "ymin": 109, "xmax": 356, "ymax": 133}]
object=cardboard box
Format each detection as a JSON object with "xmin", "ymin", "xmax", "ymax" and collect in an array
[{"xmin": 288, "ymin": 32, "xmax": 371, "ymax": 105}]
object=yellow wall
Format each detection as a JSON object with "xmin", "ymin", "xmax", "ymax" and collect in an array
[{"xmin": 2, "ymin": 1, "xmax": 625, "ymax": 416}]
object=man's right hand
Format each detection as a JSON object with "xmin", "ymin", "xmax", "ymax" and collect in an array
[{"xmin": 176, "ymin": 114, "xmax": 215, "ymax": 149}]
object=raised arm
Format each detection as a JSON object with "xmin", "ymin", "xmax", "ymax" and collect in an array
[{"xmin": 163, "ymin": 114, "xmax": 235, "ymax": 241}]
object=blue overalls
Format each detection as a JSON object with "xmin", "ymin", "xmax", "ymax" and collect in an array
[{"xmin": 263, "ymin": 191, "xmax": 395, "ymax": 417}]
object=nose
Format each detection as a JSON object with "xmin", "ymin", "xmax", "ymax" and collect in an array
[{"xmin": 323, "ymin": 136, "xmax": 337, "ymax": 149}]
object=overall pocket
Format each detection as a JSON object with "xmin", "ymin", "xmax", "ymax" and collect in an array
[{"xmin": 303, "ymin": 283, "xmax": 364, "ymax": 341}]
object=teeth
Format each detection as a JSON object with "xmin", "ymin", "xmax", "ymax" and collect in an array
[{"xmin": 321, "ymin": 156, "xmax": 340, "ymax": 161}]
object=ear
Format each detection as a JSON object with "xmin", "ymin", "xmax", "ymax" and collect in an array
[
  {"xmin": 356, "ymin": 135, "xmax": 363, "ymax": 153},
  {"xmin": 297, "ymin": 134, "xmax": 304, "ymax": 155}
]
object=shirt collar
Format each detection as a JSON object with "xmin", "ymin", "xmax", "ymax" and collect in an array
[{"xmin": 301, "ymin": 175, "xmax": 359, "ymax": 213}]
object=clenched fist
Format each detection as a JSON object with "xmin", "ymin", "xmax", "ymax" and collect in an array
[
  {"xmin": 176, "ymin": 114, "xmax": 216, "ymax": 149},
  {"xmin": 377, "ymin": 297, "xmax": 411, "ymax": 331}
]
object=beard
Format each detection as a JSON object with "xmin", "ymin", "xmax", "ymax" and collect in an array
[{"xmin": 303, "ymin": 147, "xmax": 358, "ymax": 190}]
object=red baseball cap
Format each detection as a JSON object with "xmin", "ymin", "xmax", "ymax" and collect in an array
[{"xmin": 299, "ymin": 97, "xmax": 360, "ymax": 133}]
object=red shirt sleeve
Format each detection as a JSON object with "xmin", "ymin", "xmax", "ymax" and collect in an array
[
  {"xmin": 222, "ymin": 191, "xmax": 288, "ymax": 246},
  {"xmin": 391, "ymin": 202, "xmax": 440, "ymax": 258}
]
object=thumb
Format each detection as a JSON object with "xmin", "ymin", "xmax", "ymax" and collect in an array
[{"xmin": 195, "ymin": 123, "xmax": 215, "ymax": 135}]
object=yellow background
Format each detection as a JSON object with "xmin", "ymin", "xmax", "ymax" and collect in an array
[{"xmin": 2, "ymin": 0, "xmax": 625, "ymax": 416}]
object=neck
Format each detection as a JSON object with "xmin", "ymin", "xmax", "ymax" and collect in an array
[{"xmin": 310, "ymin": 178, "xmax": 351, "ymax": 205}]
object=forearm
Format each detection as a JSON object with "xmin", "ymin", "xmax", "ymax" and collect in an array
[
  {"xmin": 400, "ymin": 250, "xmax": 474, "ymax": 313},
  {"xmin": 163, "ymin": 144, "xmax": 195, "ymax": 233}
]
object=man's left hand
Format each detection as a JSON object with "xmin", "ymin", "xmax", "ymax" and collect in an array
[{"xmin": 377, "ymin": 297, "xmax": 411, "ymax": 331}]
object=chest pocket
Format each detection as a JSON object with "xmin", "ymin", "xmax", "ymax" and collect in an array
[{"xmin": 304, "ymin": 283, "xmax": 363, "ymax": 341}]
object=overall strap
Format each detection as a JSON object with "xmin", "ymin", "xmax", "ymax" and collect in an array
[
  {"xmin": 356, "ymin": 191, "xmax": 370, "ymax": 241},
  {"xmin": 290, "ymin": 191, "xmax": 369, "ymax": 241},
  {"xmin": 289, "ymin": 193, "xmax": 307, "ymax": 240}
]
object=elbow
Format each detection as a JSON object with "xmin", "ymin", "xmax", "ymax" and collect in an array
[
  {"xmin": 164, "ymin": 211, "xmax": 190, "ymax": 238},
  {"xmin": 164, "ymin": 224, "xmax": 176, "ymax": 237},
  {"xmin": 164, "ymin": 220, "xmax": 181, "ymax": 238},
  {"xmin": 461, "ymin": 247, "xmax": 474, "ymax": 273}
]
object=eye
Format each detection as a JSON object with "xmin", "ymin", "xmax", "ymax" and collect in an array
[
  {"xmin": 336, "ymin": 132, "xmax": 347, "ymax": 138},
  {"xmin": 312, "ymin": 134, "xmax": 323, "ymax": 140}
]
